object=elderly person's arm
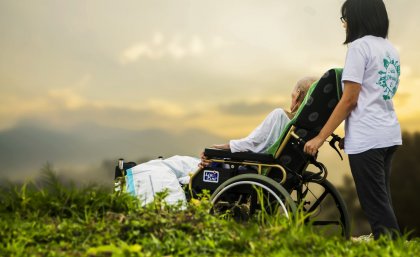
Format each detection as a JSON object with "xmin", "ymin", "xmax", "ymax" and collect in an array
[
  {"xmin": 198, "ymin": 108, "xmax": 290, "ymax": 168},
  {"xmin": 229, "ymin": 108, "xmax": 290, "ymax": 153}
]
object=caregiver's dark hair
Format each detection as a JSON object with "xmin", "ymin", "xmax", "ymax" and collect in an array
[{"xmin": 341, "ymin": 0, "xmax": 389, "ymax": 44}]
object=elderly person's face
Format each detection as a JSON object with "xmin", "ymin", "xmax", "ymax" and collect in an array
[{"xmin": 290, "ymin": 85, "xmax": 301, "ymax": 113}]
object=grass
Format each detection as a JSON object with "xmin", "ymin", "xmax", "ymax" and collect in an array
[{"xmin": 1, "ymin": 169, "xmax": 419, "ymax": 257}]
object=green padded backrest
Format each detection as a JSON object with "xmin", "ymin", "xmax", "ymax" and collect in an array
[{"xmin": 266, "ymin": 68, "xmax": 343, "ymax": 173}]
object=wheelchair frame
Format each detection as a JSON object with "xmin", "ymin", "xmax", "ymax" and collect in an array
[
  {"xmin": 188, "ymin": 128, "xmax": 350, "ymax": 238},
  {"xmin": 188, "ymin": 68, "xmax": 350, "ymax": 238}
]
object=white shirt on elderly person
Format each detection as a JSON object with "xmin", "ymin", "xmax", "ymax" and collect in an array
[{"xmin": 229, "ymin": 108, "xmax": 291, "ymax": 153}]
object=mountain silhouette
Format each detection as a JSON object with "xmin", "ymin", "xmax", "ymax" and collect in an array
[{"xmin": 0, "ymin": 121, "xmax": 226, "ymax": 181}]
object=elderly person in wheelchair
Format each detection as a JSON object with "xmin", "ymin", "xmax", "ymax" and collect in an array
[
  {"xmin": 119, "ymin": 76, "xmax": 315, "ymax": 203},
  {"xmin": 197, "ymin": 76, "xmax": 318, "ymax": 193},
  {"xmin": 199, "ymin": 76, "xmax": 316, "ymax": 163},
  {"xmin": 117, "ymin": 68, "xmax": 350, "ymax": 239}
]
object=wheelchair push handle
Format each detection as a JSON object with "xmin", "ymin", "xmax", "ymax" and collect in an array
[
  {"xmin": 290, "ymin": 131, "xmax": 319, "ymax": 159},
  {"xmin": 291, "ymin": 131, "xmax": 343, "ymax": 160},
  {"xmin": 329, "ymin": 133, "xmax": 344, "ymax": 160}
]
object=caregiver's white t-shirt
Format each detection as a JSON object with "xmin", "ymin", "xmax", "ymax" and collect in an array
[{"xmin": 342, "ymin": 35, "xmax": 402, "ymax": 154}]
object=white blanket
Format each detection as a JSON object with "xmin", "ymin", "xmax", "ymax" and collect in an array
[{"xmin": 125, "ymin": 155, "xmax": 200, "ymax": 206}]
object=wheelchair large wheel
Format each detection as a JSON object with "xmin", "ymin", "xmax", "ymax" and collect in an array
[
  {"xmin": 210, "ymin": 174, "xmax": 297, "ymax": 222},
  {"xmin": 292, "ymin": 172, "xmax": 350, "ymax": 239}
]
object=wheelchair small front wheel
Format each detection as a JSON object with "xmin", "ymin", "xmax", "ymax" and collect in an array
[{"xmin": 210, "ymin": 174, "xmax": 297, "ymax": 222}]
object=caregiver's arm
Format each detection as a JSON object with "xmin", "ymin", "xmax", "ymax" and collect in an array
[{"xmin": 304, "ymin": 81, "xmax": 361, "ymax": 156}]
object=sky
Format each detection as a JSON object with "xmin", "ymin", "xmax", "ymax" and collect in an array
[{"xmin": 0, "ymin": 0, "xmax": 419, "ymax": 182}]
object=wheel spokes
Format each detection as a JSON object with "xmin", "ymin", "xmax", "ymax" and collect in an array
[
  {"xmin": 293, "ymin": 176, "xmax": 349, "ymax": 238},
  {"xmin": 212, "ymin": 180, "xmax": 293, "ymax": 222},
  {"xmin": 307, "ymin": 189, "xmax": 328, "ymax": 213}
]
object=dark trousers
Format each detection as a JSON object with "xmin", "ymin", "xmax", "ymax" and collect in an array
[{"xmin": 348, "ymin": 146, "xmax": 401, "ymax": 239}]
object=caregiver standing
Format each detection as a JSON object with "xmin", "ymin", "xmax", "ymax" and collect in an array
[{"xmin": 304, "ymin": 0, "xmax": 401, "ymax": 240}]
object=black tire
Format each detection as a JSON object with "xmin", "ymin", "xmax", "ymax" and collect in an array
[
  {"xmin": 210, "ymin": 174, "xmax": 297, "ymax": 222},
  {"xmin": 292, "ymin": 172, "xmax": 351, "ymax": 239}
]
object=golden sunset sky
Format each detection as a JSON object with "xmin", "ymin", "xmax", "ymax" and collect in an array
[
  {"xmin": 1, "ymin": 0, "xmax": 419, "ymax": 139},
  {"xmin": 1, "ymin": 1, "xmax": 420, "ymax": 182}
]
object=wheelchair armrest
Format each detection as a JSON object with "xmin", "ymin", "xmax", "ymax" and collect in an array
[{"xmin": 204, "ymin": 148, "xmax": 276, "ymax": 163}]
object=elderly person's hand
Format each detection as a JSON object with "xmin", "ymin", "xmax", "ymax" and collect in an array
[
  {"xmin": 198, "ymin": 143, "xmax": 230, "ymax": 169},
  {"xmin": 198, "ymin": 151, "xmax": 211, "ymax": 169},
  {"xmin": 303, "ymin": 136, "xmax": 324, "ymax": 156}
]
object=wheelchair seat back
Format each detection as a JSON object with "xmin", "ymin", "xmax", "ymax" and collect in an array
[
  {"xmin": 266, "ymin": 68, "xmax": 343, "ymax": 177},
  {"xmin": 189, "ymin": 68, "xmax": 343, "ymax": 197}
]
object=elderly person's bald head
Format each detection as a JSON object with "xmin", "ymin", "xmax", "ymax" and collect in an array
[{"xmin": 290, "ymin": 76, "xmax": 317, "ymax": 113}]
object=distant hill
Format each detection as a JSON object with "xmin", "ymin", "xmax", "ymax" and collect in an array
[{"xmin": 0, "ymin": 121, "xmax": 226, "ymax": 183}]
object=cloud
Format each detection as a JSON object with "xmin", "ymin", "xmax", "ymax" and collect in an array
[
  {"xmin": 218, "ymin": 100, "xmax": 283, "ymax": 116},
  {"xmin": 119, "ymin": 33, "xmax": 233, "ymax": 64},
  {"xmin": 0, "ymin": 84, "xmax": 278, "ymax": 140},
  {"xmin": 36, "ymin": 74, "xmax": 93, "ymax": 110},
  {"xmin": 0, "ymin": 74, "xmax": 183, "ymax": 132}
]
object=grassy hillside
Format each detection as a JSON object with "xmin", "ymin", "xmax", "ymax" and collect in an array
[{"xmin": 1, "ymin": 170, "xmax": 419, "ymax": 257}]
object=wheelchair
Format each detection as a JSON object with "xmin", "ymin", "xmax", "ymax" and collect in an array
[
  {"xmin": 115, "ymin": 68, "xmax": 350, "ymax": 239},
  {"xmin": 188, "ymin": 68, "xmax": 350, "ymax": 238}
]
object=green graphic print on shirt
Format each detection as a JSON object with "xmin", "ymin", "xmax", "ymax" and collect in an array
[{"xmin": 377, "ymin": 53, "xmax": 401, "ymax": 100}]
